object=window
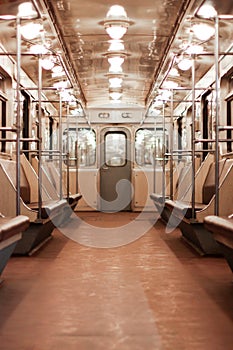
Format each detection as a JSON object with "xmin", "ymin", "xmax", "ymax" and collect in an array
[
  {"xmin": 63, "ymin": 128, "xmax": 96, "ymax": 167},
  {"xmin": 135, "ymin": 128, "xmax": 168, "ymax": 166},
  {"xmin": 105, "ymin": 132, "xmax": 126, "ymax": 166}
]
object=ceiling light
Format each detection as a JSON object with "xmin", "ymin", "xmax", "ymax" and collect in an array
[
  {"xmin": 99, "ymin": 5, "xmax": 134, "ymax": 40},
  {"xmin": 186, "ymin": 44, "xmax": 204, "ymax": 55},
  {"xmin": 169, "ymin": 67, "xmax": 179, "ymax": 76},
  {"xmin": 29, "ymin": 44, "xmax": 48, "ymax": 55},
  {"xmin": 0, "ymin": 1, "xmax": 37, "ymax": 20},
  {"xmin": 192, "ymin": 23, "xmax": 215, "ymax": 41},
  {"xmin": 160, "ymin": 89, "xmax": 172, "ymax": 100},
  {"xmin": 109, "ymin": 92, "xmax": 122, "ymax": 100},
  {"xmin": 108, "ymin": 55, "xmax": 124, "ymax": 66},
  {"xmin": 21, "ymin": 22, "xmax": 42, "ymax": 40},
  {"xmin": 152, "ymin": 98, "xmax": 163, "ymax": 108},
  {"xmin": 178, "ymin": 57, "xmax": 192, "ymax": 71},
  {"xmin": 109, "ymin": 65, "xmax": 123, "ymax": 74},
  {"xmin": 197, "ymin": 5, "xmax": 217, "ymax": 19},
  {"xmin": 17, "ymin": 2, "xmax": 37, "ymax": 19},
  {"xmin": 52, "ymin": 65, "xmax": 64, "ymax": 73},
  {"xmin": 109, "ymin": 86, "xmax": 123, "ymax": 100},
  {"xmin": 108, "ymin": 40, "xmax": 125, "ymax": 52},
  {"xmin": 41, "ymin": 57, "xmax": 55, "ymax": 70},
  {"xmin": 109, "ymin": 77, "xmax": 123, "ymax": 88}
]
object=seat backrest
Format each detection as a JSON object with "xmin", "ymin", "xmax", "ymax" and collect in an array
[
  {"xmin": 0, "ymin": 159, "xmax": 30, "ymax": 204},
  {"xmin": 202, "ymin": 159, "xmax": 226, "ymax": 204}
]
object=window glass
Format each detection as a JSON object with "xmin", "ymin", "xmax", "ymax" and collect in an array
[
  {"xmin": 135, "ymin": 128, "xmax": 168, "ymax": 166},
  {"xmin": 63, "ymin": 128, "xmax": 96, "ymax": 167},
  {"xmin": 105, "ymin": 132, "xmax": 126, "ymax": 166}
]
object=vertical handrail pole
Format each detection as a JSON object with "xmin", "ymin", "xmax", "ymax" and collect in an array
[
  {"xmin": 191, "ymin": 56, "xmax": 196, "ymax": 219},
  {"xmin": 66, "ymin": 105, "xmax": 70, "ymax": 201},
  {"xmin": 214, "ymin": 15, "xmax": 220, "ymax": 216},
  {"xmin": 16, "ymin": 16, "xmax": 21, "ymax": 215},
  {"xmin": 170, "ymin": 90, "xmax": 174, "ymax": 199},
  {"xmin": 58, "ymin": 92, "xmax": 63, "ymax": 200},
  {"xmin": 75, "ymin": 140, "xmax": 79, "ymax": 194},
  {"xmin": 162, "ymin": 102, "xmax": 166, "ymax": 200},
  {"xmin": 153, "ymin": 115, "xmax": 157, "ymax": 193},
  {"xmin": 37, "ymin": 57, "xmax": 43, "ymax": 220}
]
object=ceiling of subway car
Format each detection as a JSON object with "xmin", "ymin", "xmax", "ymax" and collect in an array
[{"xmin": 0, "ymin": 0, "xmax": 233, "ymax": 112}]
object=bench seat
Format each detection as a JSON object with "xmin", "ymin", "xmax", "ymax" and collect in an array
[
  {"xmin": 28, "ymin": 199, "xmax": 68, "ymax": 220},
  {"xmin": 0, "ymin": 215, "xmax": 30, "ymax": 281},
  {"xmin": 204, "ymin": 216, "xmax": 233, "ymax": 250},
  {"xmin": 204, "ymin": 215, "xmax": 233, "ymax": 272},
  {"xmin": 0, "ymin": 215, "xmax": 29, "ymax": 241}
]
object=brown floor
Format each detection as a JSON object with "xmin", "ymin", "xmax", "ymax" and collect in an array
[{"xmin": 0, "ymin": 211, "xmax": 233, "ymax": 350}]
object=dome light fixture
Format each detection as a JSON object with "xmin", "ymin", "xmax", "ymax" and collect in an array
[
  {"xmin": 20, "ymin": 22, "xmax": 43, "ymax": 40},
  {"xmin": 109, "ymin": 91, "xmax": 122, "ymax": 100},
  {"xmin": 109, "ymin": 65, "xmax": 123, "ymax": 74},
  {"xmin": 99, "ymin": 5, "xmax": 134, "ymax": 40},
  {"xmin": 196, "ymin": 4, "xmax": 217, "ymax": 19},
  {"xmin": 177, "ymin": 57, "xmax": 192, "ymax": 71},
  {"xmin": 104, "ymin": 51, "xmax": 128, "ymax": 67},
  {"xmin": 109, "ymin": 77, "xmax": 123, "ymax": 88},
  {"xmin": 0, "ymin": 1, "xmax": 38, "ymax": 20},
  {"xmin": 109, "ymin": 87, "xmax": 123, "ymax": 100},
  {"xmin": 185, "ymin": 44, "xmax": 204, "ymax": 55},
  {"xmin": 108, "ymin": 40, "xmax": 125, "ymax": 52},
  {"xmin": 41, "ymin": 56, "xmax": 55, "ymax": 70},
  {"xmin": 17, "ymin": 2, "xmax": 38, "ymax": 19},
  {"xmin": 192, "ymin": 23, "xmax": 215, "ymax": 41},
  {"xmin": 29, "ymin": 44, "xmax": 48, "ymax": 55}
]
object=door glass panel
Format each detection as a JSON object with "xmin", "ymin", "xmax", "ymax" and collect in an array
[
  {"xmin": 135, "ymin": 128, "xmax": 168, "ymax": 166},
  {"xmin": 63, "ymin": 128, "xmax": 96, "ymax": 167},
  {"xmin": 105, "ymin": 132, "xmax": 126, "ymax": 166}
]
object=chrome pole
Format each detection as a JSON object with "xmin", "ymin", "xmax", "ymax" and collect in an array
[
  {"xmin": 214, "ymin": 15, "xmax": 220, "ymax": 216},
  {"xmin": 66, "ymin": 104, "xmax": 70, "ymax": 201},
  {"xmin": 191, "ymin": 57, "xmax": 196, "ymax": 219},
  {"xmin": 16, "ymin": 16, "xmax": 21, "ymax": 215},
  {"xmin": 162, "ymin": 102, "xmax": 166, "ymax": 200},
  {"xmin": 37, "ymin": 57, "xmax": 43, "ymax": 220},
  {"xmin": 170, "ymin": 91, "xmax": 174, "ymax": 199},
  {"xmin": 59, "ymin": 93, "xmax": 63, "ymax": 200},
  {"xmin": 153, "ymin": 115, "xmax": 157, "ymax": 193}
]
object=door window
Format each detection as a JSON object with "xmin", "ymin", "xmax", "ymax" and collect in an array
[{"xmin": 105, "ymin": 132, "xmax": 126, "ymax": 166}]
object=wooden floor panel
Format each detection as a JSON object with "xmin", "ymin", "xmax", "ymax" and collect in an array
[{"xmin": 0, "ymin": 212, "xmax": 233, "ymax": 349}]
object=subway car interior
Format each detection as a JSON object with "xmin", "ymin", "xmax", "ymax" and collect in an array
[{"xmin": 0, "ymin": 0, "xmax": 233, "ymax": 348}]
